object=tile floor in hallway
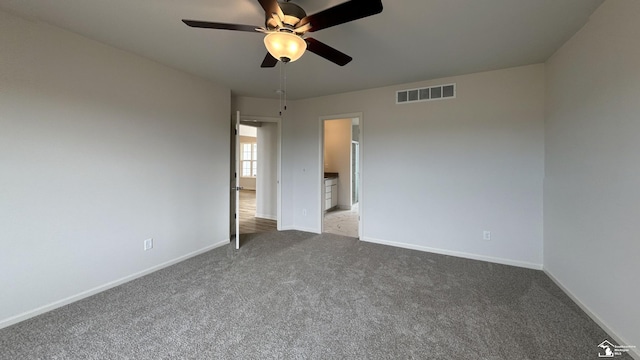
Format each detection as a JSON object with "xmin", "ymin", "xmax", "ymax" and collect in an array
[{"xmin": 323, "ymin": 203, "xmax": 359, "ymax": 238}]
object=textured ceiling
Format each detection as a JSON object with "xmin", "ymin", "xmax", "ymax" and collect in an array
[{"xmin": 0, "ymin": 0, "xmax": 603, "ymax": 99}]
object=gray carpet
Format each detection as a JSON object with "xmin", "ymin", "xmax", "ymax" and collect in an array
[{"xmin": 0, "ymin": 231, "xmax": 629, "ymax": 359}]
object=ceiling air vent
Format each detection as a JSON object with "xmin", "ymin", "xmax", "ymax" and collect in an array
[{"xmin": 396, "ymin": 83, "xmax": 456, "ymax": 104}]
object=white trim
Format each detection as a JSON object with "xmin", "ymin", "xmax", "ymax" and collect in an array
[
  {"xmin": 238, "ymin": 115, "xmax": 283, "ymax": 233},
  {"xmin": 0, "ymin": 239, "xmax": 229, "ymax": 330},
  {"xmin": 278, "ymin": 225, "xmax": 295, "ymax": 231},
  {"xmin": 255, "ymin": 213, "xmax": 277, "ymax": 221},
  {"xmin": 360, "ymin": 236, "xmax": 543, "ymax": 270},
  {"xmin": 294, "ymin": 226, "xmax": 322, "ymax": 234},
  {"xmin": 544, "ymin": 269, "xmax": 640, "ymax": 360},
  {"xmin": 319, "ymin": 112, "xmax": 364, "ymax": 239},
  {"xmin": 358, "ymin": 117, "xmax": 363, "ymax": 240},
  {"xmin": 235, "ymin": 111, "xmax": 241, "ymax": 250}
]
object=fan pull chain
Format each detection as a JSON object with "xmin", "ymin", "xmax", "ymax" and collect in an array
[
  {"xmin": 277, "ymin": 62, "xmax": 288, "ymax": 116},
  {"xmin": 279, "ymin": 62, "xmax": 283, "ymax": 116}
]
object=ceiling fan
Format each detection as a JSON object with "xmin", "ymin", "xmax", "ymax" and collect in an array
[{"xmin": 182, "ymin": 0, "xmax": 383, "ymax": 67}]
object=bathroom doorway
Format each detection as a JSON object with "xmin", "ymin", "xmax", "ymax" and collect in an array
[{"xmin": 320, "ymin": 114, "xmax": 362, "ymax": 238}]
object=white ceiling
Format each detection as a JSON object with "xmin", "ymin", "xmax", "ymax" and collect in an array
[{"xmin": 0, "ymin": 0, "xmax": 603, "ymax": 100}]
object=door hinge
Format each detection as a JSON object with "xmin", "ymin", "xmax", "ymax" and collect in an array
[
  {"xmin": 234, "ymin": 213, "xmax": 237, "ymax": 219},
  {"xmin": 235, "ymin": 129, "xmax": 238, "ymax": 135}
]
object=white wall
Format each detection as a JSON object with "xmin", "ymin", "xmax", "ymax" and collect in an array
[
  {"xmin": 544, "ymin": 0, "xmax": 640, "ymax": 354},
  {"xmin": 0, "ymin": 10, "xmax": 230, "ymax": 326},
  {"xmin": 239, "ymin": 178, "xmax": 256, "ymax": 191},
  {"xmin": 256, "ymin": 122, "xmax": 278, "ymax": 220},
  {"xmin": 287, "ymin": 64, "xmax": 545, "ymax": 268},
  {"xmin": 324, "ymin": 119, "xmax": 352, "ymax": 208},
  {"xmin": 239, "ymin": 125, "xmax": 257, "ymax": 137}
]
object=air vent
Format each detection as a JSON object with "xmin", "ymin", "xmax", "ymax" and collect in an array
[{"xmin": 396, "ymin": 83, "xmax": 456, "ymax": 104}]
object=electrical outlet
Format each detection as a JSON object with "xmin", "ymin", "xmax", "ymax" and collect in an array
[
  {"xmin": 302, "ymin": 209, "xmax": 307, "ymax": 216},
  {"xmin": 144, "ymin": 238, "xmax": 153, "ymax": 251},
  {"xmin": 483, "ymin": 231, "xmax": 491, "ymax": 241}
]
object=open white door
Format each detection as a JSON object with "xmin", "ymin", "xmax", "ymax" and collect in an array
[{"xmin": 234, "ymin": 110, "xmax": 242, "ymax": 249}]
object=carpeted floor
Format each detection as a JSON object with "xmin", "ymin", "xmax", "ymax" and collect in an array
[{"xmin": 0, "ymin": 231, "xmax": 629, "ymax": 359}]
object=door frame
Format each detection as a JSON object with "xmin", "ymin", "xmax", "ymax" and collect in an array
[
  {"xmin": 351, "ymin": 140, "xmax": 359, "ymax": 205},
  {"xmin": 230, "ymin": 113, "xmax": 283, "ymax": 249},
  {"xmin": 234, "ymin": 111, "xmax": 241, "ymax": 249},
  {"xmin": 240, "ymin": 115, "xmax": 283, "ymax": 230},
  {"xmin": 319, "ymin": 112, "xmax": 363, "ymax": 238}
]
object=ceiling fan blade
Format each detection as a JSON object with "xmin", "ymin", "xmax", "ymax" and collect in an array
[
  {"xmin": 305, "ymin": 38, "xmax": 352, "ymax": 66},
  {"xmin": 261, "ymin": 53, "xmax": 279, "ymax": 68},
  {"xmin": 257, "ymin": 0, "xmax": 285, "ymax": 21},
  {"xmin": 295, "ymin": 0, "xmax": 383, "ymax": 33},
  {"xmin": 182, "ymin": 20, "xmax": 258, "ymax": 33}
]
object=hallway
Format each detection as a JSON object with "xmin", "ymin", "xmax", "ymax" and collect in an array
[{"xmin": 239, "ymin": 190, "xmax": 277, "ymax": 234}]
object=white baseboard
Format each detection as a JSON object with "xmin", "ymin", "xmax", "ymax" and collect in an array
[
  {"xmin": 360, "ymin": 236, "xmax": 543, "ymax": 270},
  {"xmin": 0, "ymin": 239, "xmax": 229, "ymax": 330},
  {"xmin": 255, "ymin": 213, "xmax": 277, "ymax": 221},
  {"xmin": 294, "ymin": 226, "xmax": 322, "ymax": 234},
  {"xmin": 544, "ymin": 269, "xmax": 640, "ymax": 360},
  {"xmin": 278, "ymin": 225, "xmax": 295, "ymax": 231}
]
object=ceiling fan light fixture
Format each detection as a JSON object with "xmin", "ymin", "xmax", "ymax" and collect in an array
[{"xmin": 264, "ymin": 31, "xmax": 306, "ymax": 63}]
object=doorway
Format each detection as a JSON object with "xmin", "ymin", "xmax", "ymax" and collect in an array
[
  {"xmin": 231, "ymin": 114, "xmax": 282, "ymax": 249},
  {"xmin": 320, "ymin": 114, "xmax": 362, "ymax": 238},
  {"xmin": 238, "ymin": 124, "xmax": 277, "ymax": 234}
]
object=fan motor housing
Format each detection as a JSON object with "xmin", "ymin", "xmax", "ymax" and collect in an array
[{"xmin": 266, "ymin": 2, "xmax": 307, "ymax": 29}]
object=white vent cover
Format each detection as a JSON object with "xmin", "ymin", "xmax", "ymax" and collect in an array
[{"xmin": 396, "ymin": 83, "xmax": 456, "ymax": 104}]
